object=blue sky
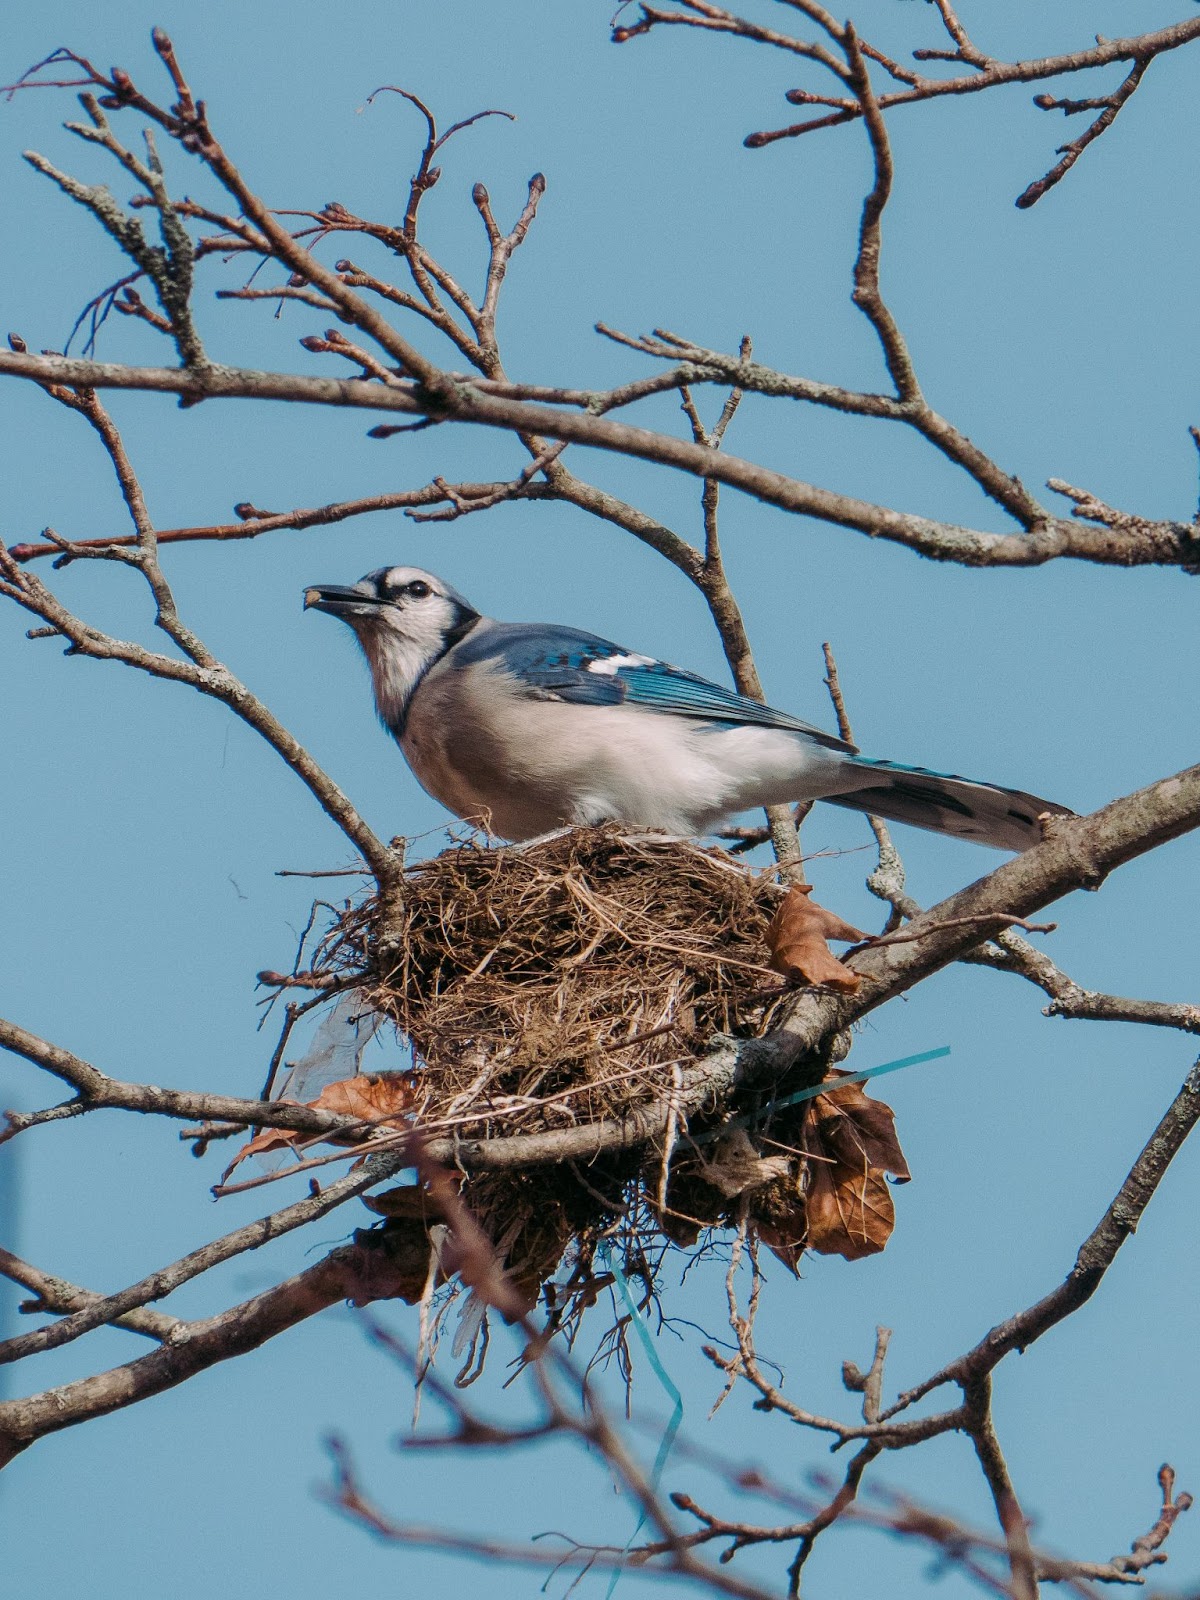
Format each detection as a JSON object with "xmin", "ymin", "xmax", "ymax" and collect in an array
[{"xmin": 2, "ymin": 3, "xmax": 1199, "ymax": 1595}]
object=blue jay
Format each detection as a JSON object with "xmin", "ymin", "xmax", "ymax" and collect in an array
[{"xmin": 304, "ymin": 565, "xmax": 1069, "ymax": 849}]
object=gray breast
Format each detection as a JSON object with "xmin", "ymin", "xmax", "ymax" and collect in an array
[{"xmin": 401, "ymin": 658, "xmax": 584, "ymax": 837}]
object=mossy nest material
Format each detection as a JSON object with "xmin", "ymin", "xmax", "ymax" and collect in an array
[{"xmin": 323, "ymin": 824, "xmax": 790, "ymax": 1143}]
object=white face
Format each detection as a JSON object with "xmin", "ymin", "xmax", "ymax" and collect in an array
[
  {"xmin": 352, "ymin": 566, "xmax": 468, "ymax": 657},
  {"xmin": 305, "ymin": 565, "xmax": 478, "ymax": 731}
]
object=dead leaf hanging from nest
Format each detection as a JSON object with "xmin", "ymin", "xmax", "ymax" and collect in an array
[
  {"xmin": 745, "ymin": 1068, "xmax": 911, "ymax": 1267},
  {"xmin": 362, "ymin": 1181, "xmax": 443, "ymax": 1220},
  {"xmin": 801, "ymin": 1071, "xmax": 911, "ymax": 1260},
  {"xmin": 766, "ymin": 885, "xmax": 866, "ymax": 991},
  {"xmin": 221, "ymin": 1071, "xmax": 417, "ymax": 1182}
]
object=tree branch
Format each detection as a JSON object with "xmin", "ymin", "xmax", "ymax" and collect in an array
[
  {"xmin": 0, "ymin": 1249, "xmax": 181, "ymax": 1344},
  {"xmin": 883, "ymin": 1056, "xmax": 1200, "ymax": 1419},
  {"xmin": 7, "ymin": 482, "xmax": 544, "ymax": 563},
  {"xmin": 2, "ymin": 352, "xmax": 1196, "ymax": 570},
  {"xmin": 0, "ymin": 1228, "xmax": 428, "ymax": 1466},
  {"xmin": 757, "ymin": 762, "xmax": 1200, "ymax": 1075},
  {"xmin": 967, "ymin": 930, "xmax": 1200, "ymax": 1036}
]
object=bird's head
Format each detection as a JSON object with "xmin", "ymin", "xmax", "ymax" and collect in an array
[
  {"xmin": 305, "ymin": 565, "xmax": 477, "ymax": 650},
  {"xmin": 304, "ymin": 565, "xmax": 480, "ymax": 730}
]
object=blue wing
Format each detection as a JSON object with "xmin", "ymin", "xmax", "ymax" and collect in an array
[{"xmin": 453, "ymin": 622, "xmax": 855, "ymax": 754}]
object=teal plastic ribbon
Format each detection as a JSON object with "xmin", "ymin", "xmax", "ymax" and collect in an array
[
  {"xmin": 693, "ymin": 1046, "xmax": 951, "ymax": 1147},
  {"xmin": 735, "ymin": 1044, "xmax": 951, "ymax": 1131},
  {"xmin": 598, "ymin": 1239, "xmax": 684, "ymax": 1598}
]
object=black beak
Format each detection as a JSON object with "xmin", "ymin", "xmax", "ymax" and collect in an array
[{"xmin": 303, "ymin": 583, "xmax": 381, "ymax": 619}]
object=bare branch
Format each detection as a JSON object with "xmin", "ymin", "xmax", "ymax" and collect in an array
[
  {"xmin": 23, "ymin": 114, "xmax": 206, "ymax": 368},
  {"xmin": 750, "ymin": 13, "xmax": 1200, "ymax": 205},
  {"xmin": 752, "ymin": 761, "xmax": 1200, "ymax": 1077},
  {"xmin": 407, "ymin": 441, "xmax": 568, "ymax": 524},
  {"xmin": 922, "ymin": 1, "xmax": 991, "ymax": 69},
  {"xmin": 968, "ymin": 930, "xmax": 1200, "ymax": 1036},
  {"xmin": 3, "ymin": 351, "xmax": 1196, "ymax": 570},
  {"xmin": 8, "ymin": 484, "xmax": 539, "ymax": 564},
  {"xmin": 842, "ymin": 25, "xmax": 919, "ymax": 404},
  {"xmin": 883, "ymin": 1057, "xmax": 1200, "ymax": 1421},
  {"xmin": 612, "ymin": 0, "xmax": 848, "ymax": 78},
  {"xmin": 1038, "ymin": 1464, "xmax": 1193, "ymax": 1585},
  {"xmin": 474, "ymin": 172, "xmax": 547, "ymax": 356},
  {"xmin": 965, "ymin": 1385, "xmax": 1036, "ymax": 1600},
  {"xmin": 821, "ymin": 642, "xmax": 910, "ymax": 930},
  {"xmin": 599, "ymin": 325, "xmax": 1052, "ymax": 530},
  {"xmin": 678, "ymin": 344, "xmax": 807, "ymax": 876},
  {"xmin": 0, "ymin": 1249, "xmax": 180, "ymax": 1344},
  {"xmin": 0, "ymin": 1230, "xmax": 430, "ymax": 1465},
  {"xmin": 1020, "ymin": 59, "xmax": 1151, "ymax": 209},
  {"xmin": 0, "ymin": 1159, "xmax": 392, "ymax": 1368}
]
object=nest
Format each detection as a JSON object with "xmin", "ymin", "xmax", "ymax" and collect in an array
[
  {"xmin": 301, "ymin": 826, "xmax": 898, "ymax": 1330},
  {"xmin": 332, "ymin": 825, "xmax": 786, "ymax": 1115}
]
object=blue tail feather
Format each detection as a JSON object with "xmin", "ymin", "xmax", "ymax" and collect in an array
[{"xmin": 823, "ymin": 758, "xmax": 1070, "ymax": 851}]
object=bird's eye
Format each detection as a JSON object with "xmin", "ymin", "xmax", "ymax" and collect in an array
[{"xmin": 404, "ymin": 580, "xmax": 431, "ymax": 599}]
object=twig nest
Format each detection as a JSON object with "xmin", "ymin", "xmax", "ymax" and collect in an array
[
  {"xmin": 323, "ymin": 824, "xmax": 789, "ymax": 1136},
  {"xmin": 299, "ymin": 827, "xmax": 903, "ymax": 1332}
]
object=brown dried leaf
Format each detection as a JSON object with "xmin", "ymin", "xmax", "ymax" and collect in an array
[
  {"xmin": 221, "ymin": 1072, "xmax": 417, "ymax": 1181},
  {"xmin": 362, "ymin": 1182, "xmax": 444, "ymax": 1220},
  {"xmin": 801, "ymin": 1071, "xmax": 910, "ymax": 1261},
  {"xmin": 307, "ymin": 1072, "xmax": 417, "ymax": 1127},
  {"xmin": 766, "ymin": 885, "xmax": 866, "ymax": 991},
  {"xmin": 803, "ymin": 1156, "xmax": 894, "ymax": 1261}
]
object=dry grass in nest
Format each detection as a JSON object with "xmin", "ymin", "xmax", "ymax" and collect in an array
[
  {"xmin": 320, "ymin": 824, "xmax": 789, "ymax": 1145},
  {"xmin": 302, "ymin": 826, "xmax": 804, "ymax": 1319}
]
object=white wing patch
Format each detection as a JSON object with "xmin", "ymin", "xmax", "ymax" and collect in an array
[{"xmin": 586, "ymin": 652, "xmax": 655, "ymax": 676}]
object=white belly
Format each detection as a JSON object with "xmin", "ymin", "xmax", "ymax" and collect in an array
[{"xmin": 400, "ymin": 662, "xmax": 859, "ymax": 840}]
